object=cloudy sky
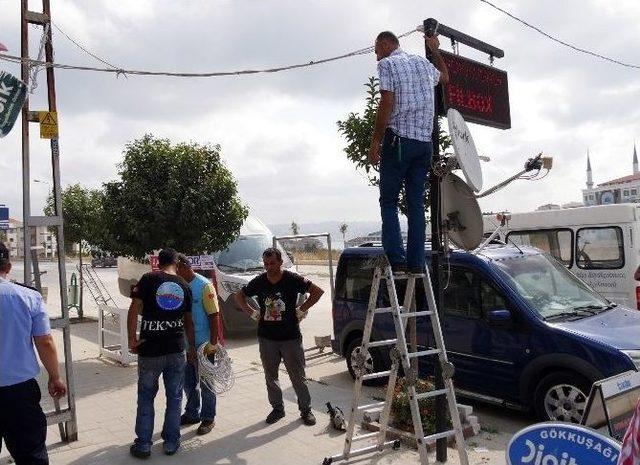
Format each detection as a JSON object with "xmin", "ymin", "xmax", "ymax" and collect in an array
[{"xmin": 1, "ymin": 0, "xmax": 639, "ymax": 226}]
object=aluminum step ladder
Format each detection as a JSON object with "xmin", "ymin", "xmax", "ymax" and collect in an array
[
  {"xmin": 78, "ymin": 263, "xmax": 116, "ymax": 307},
  {"xmin": 323, "ymin": 258, "xmax": 468, "ymax": 465}
]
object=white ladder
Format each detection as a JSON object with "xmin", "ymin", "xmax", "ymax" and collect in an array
[{"xmin": 323, "ymin": 259, "xmax": 469, "ymax": 465}]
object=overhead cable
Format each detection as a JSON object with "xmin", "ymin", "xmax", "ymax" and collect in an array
[
  {"xmin": 479, "ymin": 0, "xmax": 640, "ymax": 69},
  {"xmin": 0, "ymin": 28, "xmax": 418, "ymax": 79}
]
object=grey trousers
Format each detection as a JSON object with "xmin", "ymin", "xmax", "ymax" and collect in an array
[{"xmin": 258, "ymin": 337, "xmax": 311, "ymax": 413}]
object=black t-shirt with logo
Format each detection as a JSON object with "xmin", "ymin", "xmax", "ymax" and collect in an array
[
  {"xmin": 131, "ymin": 271, "xmax": 192, "ymax": 357},
  {"xmin": 243, "ymin": 270, "xmax": 312, "ymax": 341}
]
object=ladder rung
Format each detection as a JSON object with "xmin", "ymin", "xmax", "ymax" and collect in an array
[
  {"xmin": 424, "ymin": 429, "xmax": 456, "ymax": 443},
  {"xmin": 367, "ymin": 338, "xmax": 397, "ymax": 348},
  {"xmin": 374, "ymin": 306, "xmax": 405, "ymax": 314},
  {"xmin": 408, "ymin": 348, "xmax": 440, "ymax": 359},
  {"xmin": 415, "ymin": 388, "xmax": 447, "ymax": 400},
  {"xmin": 400, "ymin": 310, "xmax": 433, "ymax": 318},
  {"xmin": 393, "ymin": 273, "xmax": 425, "ymax": 280},
  {"xmin": 352, "ymin": 432, "xmax": 379, "ymax": 442},
  {"xmin": 357, "ymin": 401, "xmax": 386, "ymax": 412},
  {"xmin": 361, "ymin": 370, "xmax": 392, "ymax": 381},
  {"xmin": 25, "ymin": 11, "xmax": 49, "ymax": 25}
]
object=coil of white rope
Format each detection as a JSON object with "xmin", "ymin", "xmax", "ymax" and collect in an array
[{"xmin": 197, "ymin": 342, "xmax": 235, "ymax": 395}]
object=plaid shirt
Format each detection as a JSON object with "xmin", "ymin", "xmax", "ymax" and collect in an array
[{"xmin": 377, "ymin": 48, "xmax": 440, "ymax": 142}]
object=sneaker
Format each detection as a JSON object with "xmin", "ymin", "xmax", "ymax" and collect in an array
[
  {"xmin": 130, "ymin": 443, "xmax": 151, "ymax": 459},
  {"xmin": 265, "ymin": 409, "xmax": 285, "ymax": 424},
  {"xmin": 180, "ymin": 414, "xmax": 200, "ymax": 426},
  {"xmin": 301, "ymin": 410, "xmax": 316, "ymax": 426},
  {"xmin": 163, "ymin": 440, "xmax": 181, "ymax": 456},
  {"xmin": 197, "ymin": 420, "xmax": 215, "ymax": 435}
]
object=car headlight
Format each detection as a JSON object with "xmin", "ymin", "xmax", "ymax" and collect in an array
[
  {"xmin": 622, "ymin": 350, "xmax": 640, "ymax": 370},
  {"xmin": 221, "ymin": 281, "xmax": 243, "ymax": 294}
]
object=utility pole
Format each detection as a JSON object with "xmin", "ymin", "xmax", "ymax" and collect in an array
[{"xmin": 20, "ymin": 0, "xmax": 78, "ymax": 443}]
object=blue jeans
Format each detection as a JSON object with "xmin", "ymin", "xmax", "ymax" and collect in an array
[
  {"xmin": 135, "ymin": 353, "xmax": 186, "ymax": 448},
  {"xmin": 379, "ymin": 130, "xmax": 433, "ymax": 269},
  {"xmin": 183, "ymin": 362, "xmax": 217, "ymax": 422}
]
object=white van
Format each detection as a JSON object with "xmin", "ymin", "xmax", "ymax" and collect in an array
[
  {"xmin": 483, "ymin": 204, "xmax": 640, "ymax": 309},
  {"xmin": 117, "ymin": 216, "xmax": 294, "ymax": 333}
]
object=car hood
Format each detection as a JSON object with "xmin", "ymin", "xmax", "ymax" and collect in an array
[{"xmin": 553, "ymin": 306, "xmax": 640, "ymax": 350}]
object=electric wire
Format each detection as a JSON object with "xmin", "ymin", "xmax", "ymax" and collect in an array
[
  {"xmin": 478, "ymin": 0, "xmax": 640, "ymax": 69},
  {"xmin": 0, "ymin": 28, "xmax": 419, "ymax": 79},
  {"xmin": 197, "ymin": 342, "xmax": 235, "ymax": 395}
]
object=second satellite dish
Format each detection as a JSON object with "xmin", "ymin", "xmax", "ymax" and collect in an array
[
  {"xmin": 447, "ymin": 109, "xmax": 483, "ymax": 192},
  {"xmin": 441, "ymin": 174, "xmax": 483, "ymax": 250}
]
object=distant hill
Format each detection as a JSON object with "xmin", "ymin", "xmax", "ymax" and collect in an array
[{"xmin": 268, "ymin": 219, "xmax": 408, "ymax": 249}]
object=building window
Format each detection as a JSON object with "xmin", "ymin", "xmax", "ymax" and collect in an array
[
  {"xmin": 623, "ymin": 190, "xmax": 630, "ymax": 196},
  {"xmin": 632, "ymin": 189, "xmax": 637, "ymax": 196},
  {"xmin": 576, "ymin": 227, "xmax": 624, "ymax": 270},
  {"xmin": 589, "ymin": 195, "xmax": 594, "ymax": 200}
]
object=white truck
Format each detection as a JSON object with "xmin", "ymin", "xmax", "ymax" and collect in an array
[{"xmin": 483, "ymin": 204, "xmax": 640, "ymax": 309}]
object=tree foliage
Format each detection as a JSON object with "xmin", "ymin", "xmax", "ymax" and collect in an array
[
  {"xmin": 100, "ymin": 135, "xmax": 248, "ymax": 259},
  {"xmin": 337, "ymin": 77, "xmax": 453, "ymax": 215},
  {"xmin": 44, "ymin": 184, "xmax": 104, "ymax": 251},
  {"xmin": 339, "ymin": 222, "xmax": 348, "ymax": 241},
  {"xmin": 290, "ymin": 221, "xmax": 299, "ymax": 236}
]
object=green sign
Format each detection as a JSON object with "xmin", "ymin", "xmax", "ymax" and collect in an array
[{"xmin": 0, "ymin": 71, "xmax": 27, "ymax": 138}]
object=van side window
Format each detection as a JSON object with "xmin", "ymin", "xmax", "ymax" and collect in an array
[
  {"xmin": 576, "ymin": 227, "xmax": 624, "ymax": 270},
  {"xmin": 506, "ymin": 229, "xmax": 573, "ymax": 267},
  {"xmin": 336, "ymin": 257, "xmax": 375, "ymax": 301},
  {"xmin": 480, "ymin": 280, "xmax": 507, "ymax": 314},
  {"xmin": 443, "ymin": 269, "xmax": 481, "ymax": 318}
]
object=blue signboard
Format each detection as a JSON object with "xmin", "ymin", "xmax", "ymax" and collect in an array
[
  {"xmin": 507, "ymin": 422, "xmax": 621, "ymax": 465},
  {"xmin": 0, "ymin": 205, "xmax": 8, "ymax": 230}
]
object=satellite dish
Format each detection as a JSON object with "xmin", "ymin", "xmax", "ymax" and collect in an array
[
  {"xmin": 447, "ymin": 109, "xmax": 483, "ymax": 192},
  {"xmin": 441, "ymin": 174, "xmax": 484, "ymax": 250}
]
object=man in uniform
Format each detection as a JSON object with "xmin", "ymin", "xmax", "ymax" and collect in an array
[
  {"xmin": 0, "ymin": 242, "xmax": 67, "ymax": 465},
  {"xmin": 176, "ymin": 254, "xmax": 221, "ymax": 435},
  {"xmin": 127, "ymin": 248, "xmax": 194, "ymax": 458},
  {"xmin": 234, "ymin": 247, "xmax": 324, "ymax": 426}
]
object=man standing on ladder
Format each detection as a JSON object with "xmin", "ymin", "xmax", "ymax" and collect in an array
[
  {"xmin": 176, "ymin": 254, "xmax": 221, "ymax": 436},
  {"xmin": 368, "ymin": 31, "xmax": 449, "ymax": 273},
  {"xmin": 0, "ymin": 242, "xmax": 67, "ymax": 465}
]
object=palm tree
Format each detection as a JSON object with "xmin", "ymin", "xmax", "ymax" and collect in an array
[
  {"xmin": 291, "ymin": 221, "xmax": 299, "ymax": 236},
  {"xmin": 339, "ymin": 222, "xmax": 348, "ymax": 243}
]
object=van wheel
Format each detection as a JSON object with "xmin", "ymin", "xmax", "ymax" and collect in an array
[
  {"xmin": 534, "ymin": 372, "xmax": 591, "ymax": 423},
  {"xmin": 345, "ymin": 337, "xmax": 388, "ymax": 386}
]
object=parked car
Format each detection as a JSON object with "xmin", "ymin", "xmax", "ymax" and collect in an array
[
  {"xmin": 332, "ymin": 243, "xmax": 640, "ymax": 422},
  {"xmin": 91, "ymin": 255, "xmax": 117, "ymax": 268},
  {"xmin": 211, "ymin": 216, "xmax": 295, "ymax": 333}
]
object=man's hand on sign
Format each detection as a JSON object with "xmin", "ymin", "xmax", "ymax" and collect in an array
[
  {"xmin": 48, "ymin": 376, "xmax": 67, "ymax": 399},
  {"xmin": 425, "ymin": 34, "xmax": 440, "ymax": 52},
  {"xmin": 296, "ymin": 307, "xmax": 308, "ymax": 322},
  {"xmin": 250, "ymin": 308, "xmax": 260, "ymax": 322},
  {"xmin": 129, "ymin": 338, "xmax": 145, "ymax": 354}
]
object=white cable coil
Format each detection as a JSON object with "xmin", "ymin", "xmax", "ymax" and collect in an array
[{"xmin": 197, "ymin": 342, "xmax": 235, "ymax": 395}]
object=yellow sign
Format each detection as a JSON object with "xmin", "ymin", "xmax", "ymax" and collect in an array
[{"xmin": 38, "ymin": 111, "xmax": 58, "ymax": 139}]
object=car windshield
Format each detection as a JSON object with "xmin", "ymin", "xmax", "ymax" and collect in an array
[
  {"xmin": 213, "ymin": 235, "xmax": 292, "ymax": 272},
  {"xmin": 493, "ymin": 253, "xmax": 612, "ymax": 320}
]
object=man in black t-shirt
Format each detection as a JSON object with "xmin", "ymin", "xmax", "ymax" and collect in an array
[
  {"xmin": 235, "ymin": 247, "xmax": 324, "ymax": 426},
  {"xmin": 127, "ymin": 248, "xmax": 194, "ymax": 458}
]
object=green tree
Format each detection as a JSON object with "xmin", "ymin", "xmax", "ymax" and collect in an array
[
  {"xmin": 100, "ymin": 134, "xmax": 248, "ymax": 259},
  {"xmin": 339, "ymin": 222, "xmax": 348, "ymax": 242},
  {"xmin": 337, "ymin": 77, "xmax": 452, "ymax": 215},
  {"xmin": 290, "ymin": 221, "xmax": 299, "ymax": 236},
  {"xmin": 45, "ymin": 184, "xmax": 104, "ymax": 318}
]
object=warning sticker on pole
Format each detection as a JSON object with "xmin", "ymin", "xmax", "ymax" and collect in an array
[
  {"xmin": 0, "ymin": 71, "xmax": 27, "ymax": 138},
  {"xmin": 38, "ymin": 111, "xmax": 58, "ymax": 139}
]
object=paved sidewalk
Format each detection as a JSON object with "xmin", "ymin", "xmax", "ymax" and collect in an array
[{"xmin": 1, "ymin": 322, "xmax": 508, "ymax": 465}]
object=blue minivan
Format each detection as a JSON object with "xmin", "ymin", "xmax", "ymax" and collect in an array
[{"xmin": 332, "ymin": 243, "xmax": 640, "ymax": 422}]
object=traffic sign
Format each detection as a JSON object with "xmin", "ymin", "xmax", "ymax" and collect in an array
[
  {"xmin": 0, "ymin": 71, "xmax": 27, "ymax": 138},
  {"xmin": 38, "ymin": 111, "xmax": 58, "ymax": 139}
]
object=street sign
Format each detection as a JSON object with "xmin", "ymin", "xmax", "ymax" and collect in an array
[
  {"xmin": 437, "ymin": 51, "xmax": 511, "ymax": 130},
  {"xmin": 582, "ymin": 370, "xmax": 640, "ymax": 440},
  {"xmin": 507, "ymin": 422, "xmax": 621, "ymax": 465},
  {"xmin": 0, "ymin": 71, "xmax": 27, "ymax": 138},
  {"xmin": 0, "ymin": 205, "xmax": 8, "ymax": 230},
  {"xmin": 38, "ymin": 111, "xmax": 58, "ymax": 139}
]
